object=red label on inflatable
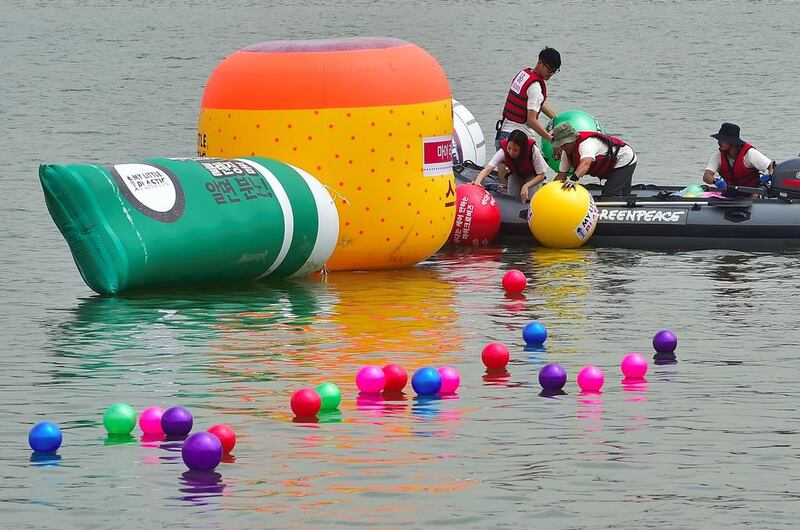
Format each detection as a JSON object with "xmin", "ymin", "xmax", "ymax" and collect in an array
[{"xmin": 423, "ymin": 136, "xmax": 453, "ymax": 177}]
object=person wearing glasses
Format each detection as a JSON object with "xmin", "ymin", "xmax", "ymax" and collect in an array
[{"xmin": 495, "ymin": 47, "xmax": 561, "ymax": 150}]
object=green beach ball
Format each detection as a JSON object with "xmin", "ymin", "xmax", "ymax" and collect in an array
[
  {"xmin": 103, "ymin": 403, "xmax": 137, "ymax": 435},
  {"xmin": 540, "ymin": 109, "xmax": 606, "ymax": 172},
  {"xmin": 316, "ymin": 382, "xmax": 342, "ymax": 412}
]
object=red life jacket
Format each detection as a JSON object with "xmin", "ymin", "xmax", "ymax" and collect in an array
[
  {"xmin": 718, "ymin": 143, "xmax": 759, "ymax": 186},
  {"xmin": 501, "ymin": 137, "xmax": 537, "ymax": 178},
  {"xmin": 502, "ymin": 68, "xmax": 547, "ymax": 124},
  {"xmin": 571, "ymin": 131, "xmax": 627, "ymax": 178}
]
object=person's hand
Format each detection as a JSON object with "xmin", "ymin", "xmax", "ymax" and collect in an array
[
  {"xmin": 759, "ymin": 172, "xmax": 771, "ymax": 187},
  {"xmin": 561, "ymin": 175, "xmax": 580, "ymax": 190},
  {"xmin": 520, "ymin": 187, "xmax": 530, "ymax": 203},
  {"xmin": 714, "ymin": 177, "xmax": 727, "ymax": 191},
  {"xmin": 473, "ymin": 180, "xmax": 484, "ymax": 188}
]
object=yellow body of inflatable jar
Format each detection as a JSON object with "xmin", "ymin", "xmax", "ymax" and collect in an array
[
  {"xmin": 529, "ymin": 182, "xmax": 599, "ymax": 248},
  {"xmin": 198, "ymin": 37, "xmax": 455, "ymax": 271}
]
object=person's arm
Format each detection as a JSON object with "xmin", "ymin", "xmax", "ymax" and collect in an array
[
  {"xmin": 541, "ymin": 100, "xmax": 557, "ymax": 120},
  {"xmin": 525, "ymin": 83, "xmax": 552, "ymax": 143},
  {"xmin": 703, "ymin": 152, "xmax": 721, "ymax": 184},
  {"xmin": 473, "ymin": 164, "xmax": 495, "ymax": 187},
  {"xmin": 474, "ymin": 150, "xmax": 505, "ymax": 186},
  {"xmin": 520, "ymin": 173, "xmax": 546, "ymax": 202},
  {"xmin": 573, "ymin": 158, "xmax": 594, "ymax": 178},
  {"xmin": 527, "ymin": 110, "xmax": 552, "ymax": 143}
]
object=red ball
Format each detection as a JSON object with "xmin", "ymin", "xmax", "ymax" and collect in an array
[
  {"xmin": 482, "ymin": 342, "xmax": 510, "ymax": 369},
  {"xmin": 448, "ymin": 184, "xmax": 501, "ymax": 245},
  {"xmin": 382, "ymin": 364, "xmax": 408, "ymax": 392},
  {"xmin": 502, "ymin": 269, "xmax": 527, "ymax": 293},
  {"xmin": 207, "ymin": 424, "xmax": 236, "ymax": 454},
  {"xmin": 290, "ymin": 388, "xmax": 321, "ymax": 418}
]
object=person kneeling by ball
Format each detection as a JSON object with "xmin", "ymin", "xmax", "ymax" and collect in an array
[
  {"xmin": 474, "ymin": 130, "xmax": 547, "ymax": 203},
  {"xmin": 551, "ymin": 122, "xmax": 637, "ymax": 197}
]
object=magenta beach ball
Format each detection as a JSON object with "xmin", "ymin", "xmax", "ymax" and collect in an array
[{"xmin": 576, "ymin": 365, "xmax": 604, "ymax": 391}]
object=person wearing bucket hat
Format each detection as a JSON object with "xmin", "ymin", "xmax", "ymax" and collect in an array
[
  {"xmin": 703, "ymin": 122, "xmax": 774, "ymax": 193},
  {"xmin": 551, "ymin": 122, "xmax": 637, "ymax": 196},
  {"xmin": 495, "ymin": 47, "xmax": 561, "ymax": 150}
]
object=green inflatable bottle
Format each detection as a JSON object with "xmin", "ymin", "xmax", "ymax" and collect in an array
[
  {"xmin": 40, "ymin": 157, "xmax": 339, "ymax": 295},
  {"xmin": 540, "ymin": 110, "xmax": 606, "ymax": 172}
]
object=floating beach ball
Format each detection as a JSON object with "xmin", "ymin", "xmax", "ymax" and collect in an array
[
  {"xmin": 316, "ymin": 382, "xmax": 342, "ymax": 411},
  {"xmin": 207, "ymin": 424, "xmax": 236, "ymax": 454},
  {"xmin": 577, "ymin": 365, "xmax": 604, "ymax": 391},
  {"xmin": 448, "ymin": 184, "xmax": 501, "ymax": 245},
  {"xmin": 482, "ymin": 342, "xmax": 510, "ymax": 370},
  {"xmin": 28, "ymin": 422, "xmax": 62, "ymax": 453},
  {"xmin": 182, "ymin": 432, "xmax": 223, "ymax": 472},
  {"xmin": 653, "ymin": 330, "xmax": 678, "ymax": 353},
  {"xmin": 411, "ymin": 367, "xmax": 442, "ymax": 396},
  {"xmin": 382, "ymin": 364, "xmax": 408, "ymax": 392},
  {"xmin": 161, "ymin": 407, "xmax": 194, "ymax": 437},
  {"xmin": 356, "ymin": 366, "xmax": 386, "ymax": 394},
  {"xmin": 502, "ymin": 269, "xmax": 527, "ymax": 294},
  {"xmin": 540, "ymin": 109, "xmax": 605, "ymax": 172},
  {"xmin": 138, "ymin": 406, "xmax": 164, "ymax": 435},
  {"xmin": 437, "ymin": 366, "xmax": 461, "ymax": 394},
  {"xmin": 103, "ymin": 403, "xmax": 137, "ymax": 435},
  {"xmin": 621, "ymin": 353, "xmax": 648, "ymax": 379},
  {"xmin": 538, "ymin": 363, "xmax": 567, "ymax": 390},
  {"xmin": 522, "ymin": 321, "xmax": 548, "ymax": 346},
  {"xmin": 529, "ymin": 182, "xmax": 598, "ymax": 248},
  {"xmin": 199, "ymin": 37, "xmax": 455, "ymax": 271},
  {"xmin": 290, "ymin": 389, "xmax": 321, "ymax": 418}
]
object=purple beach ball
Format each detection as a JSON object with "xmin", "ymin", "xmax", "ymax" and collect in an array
[{"xmin": 181, "ymin": 432, "xmax": 223, "ymax": 471}]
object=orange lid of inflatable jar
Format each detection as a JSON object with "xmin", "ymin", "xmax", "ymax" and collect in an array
[{"xmin": 199, "ymin": 37, "xmax": 455, "ymax": 271}]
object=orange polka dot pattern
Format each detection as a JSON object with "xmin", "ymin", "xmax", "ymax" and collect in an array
[{"xmin": 198, "ymin": 101, "xmax": 455, "ymax": 271}]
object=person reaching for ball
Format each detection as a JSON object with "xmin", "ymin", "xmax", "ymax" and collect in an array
[
  {"xmin": 551, "ymin": 122, "xmax": 637, "ymax": 197},
  {"xmin": 473, "ymin": 129, "xmax": 547, "ymax": 203}
]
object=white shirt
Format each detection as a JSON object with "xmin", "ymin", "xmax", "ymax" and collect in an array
[
  {"xmin": 488, "ymin": 144, "xmax": 548, "ymax": 176},
  {"xmin": 559, "ymin": 137, "xmax": 637, "ymax": 172},
  {"xmin": 705, "ymin": 147, "xmax": 771, "ymax": 174},
  {"xmin": 501, "ymin": 80, "xmax": 545, "ymax": 137}
]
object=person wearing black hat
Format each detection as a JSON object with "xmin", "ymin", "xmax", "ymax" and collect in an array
[
  {"xmin": 703, "ymin": 122, "xmax": 774, "ymax": 192},
  {"xmin": 495, "ymin": 47, "xmax": 561, "ymax": 150}
]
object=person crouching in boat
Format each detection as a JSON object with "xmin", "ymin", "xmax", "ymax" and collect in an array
[
  {"xmin": 473, "ymin": 129, "xmax": 547, "ymax": 203},
  {"xmin": 550, "ymin": 122, "xmax": 637, "ymax": 197},
  {"xmin": 703, "ymin": 122, "xmax": 774, "ymax": 197}
]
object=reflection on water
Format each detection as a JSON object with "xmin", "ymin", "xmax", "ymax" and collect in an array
[
  {"xmin": 177, "ymin": 470, "xmax": 226, "ymax": 508},
  {"xmin": 9, "ymin": 247, "xmax": 800, "ymax": 527}
]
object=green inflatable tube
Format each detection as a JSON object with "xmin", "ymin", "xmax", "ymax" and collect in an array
[
  {"xmin": 540, "ymin": 109, "xmax": 606, "ymax": 172},
  {"xmin": 40, "ymin": 157, "xmax": 339, "ymax": 295}
]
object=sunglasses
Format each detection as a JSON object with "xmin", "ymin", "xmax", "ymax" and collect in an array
[{"xmin": 545, "ymin": 64, "xmax": 560, "ymax": 74}]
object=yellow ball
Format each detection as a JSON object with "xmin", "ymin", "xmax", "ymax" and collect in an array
[{"xmin": 529, "ymin": 182, "xmax": 599, "ymax": 248}]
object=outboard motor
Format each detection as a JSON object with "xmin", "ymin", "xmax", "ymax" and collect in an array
[{"xmin": 771, "ymin": 158, "xmax": 800, "ymax": 200}]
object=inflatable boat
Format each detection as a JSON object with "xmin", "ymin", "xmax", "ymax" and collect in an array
[{"xmin": 454, "ymin": 159, "xmax": 800, "ymax": 250}]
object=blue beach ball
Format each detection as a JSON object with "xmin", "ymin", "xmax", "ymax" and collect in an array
[
  {"xmin": 28, "ymin": 421, "xmax": 63, "ymax": 453},
  {"xmin": 523, "ymin": 321, "xmax": 548, "ymax": 346},
  {"xmin": 411, "ymin": 367, "xmax": 442, "ymax": 396}
]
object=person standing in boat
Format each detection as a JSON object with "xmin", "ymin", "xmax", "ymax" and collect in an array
[
  {"xmin": 703, "ymin": 122, "xmax": 774, "ymax": 194},
  {"xmin": 550, "ymin": 122, "xmax": 637, "ymax": 196},
  {"xmin": 474, "ymin": 129, "xmax": 548, "ymax": 203},
  {"xmin": 495, "ymin": 47, "xmax": 561, "ymax": 149}
]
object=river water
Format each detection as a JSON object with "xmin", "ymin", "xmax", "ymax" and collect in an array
[{"xmin": 2, "ymin": 1, "xmax": 799, "ymax": 528}]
